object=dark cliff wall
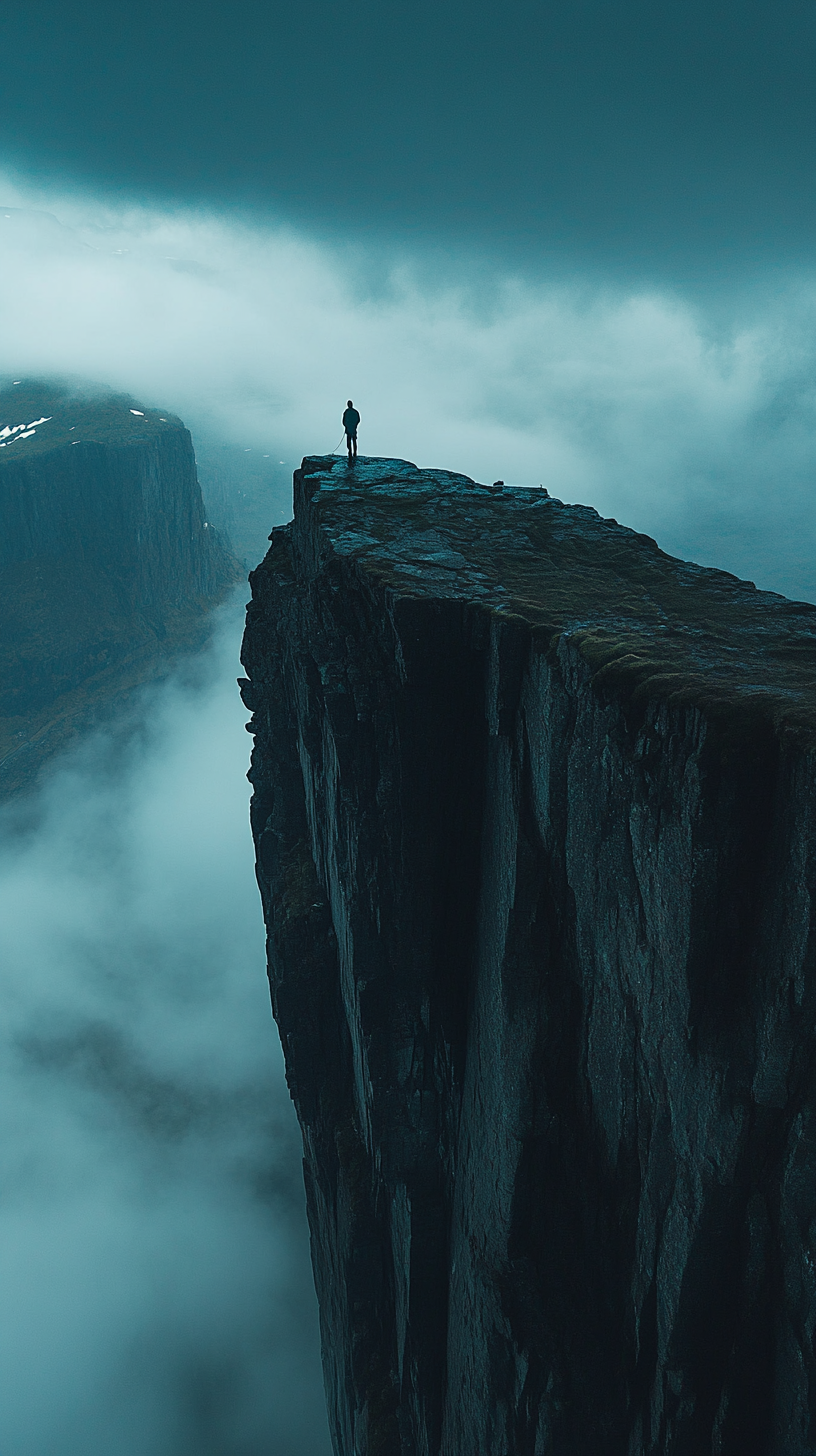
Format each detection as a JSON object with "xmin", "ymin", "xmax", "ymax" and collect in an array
[
  {"xmin": 195, "ymin": 442, "xmax": 293, "ymax": 570},
  {"xmin": 0, "ymin": 380, "xmax": 238, "ymax": 794},
  {"xmin": 241, "ymin": 456, "xmax": 816, "ymax": 1456}
]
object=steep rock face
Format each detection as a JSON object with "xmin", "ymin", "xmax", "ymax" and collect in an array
[
  {"xmin": 241, "ymin": 456, "xmax": 816, "ymax": 1456},
  {"xmin": 0, "ymin": 380, "xmax": 238, "ymax": 793},
  {"xmin": 195, "ymin": 442, "xmax": 293, "ymax": 569}
]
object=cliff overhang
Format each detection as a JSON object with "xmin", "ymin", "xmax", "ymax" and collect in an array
[{"xmin": 241, "ymin": 455, "xmax": 816, "ymax": 1455}]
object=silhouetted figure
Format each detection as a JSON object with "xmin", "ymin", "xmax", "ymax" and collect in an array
[{"xmin": 343, "ymin": 401, "xmax": 360, "ymax": 464}]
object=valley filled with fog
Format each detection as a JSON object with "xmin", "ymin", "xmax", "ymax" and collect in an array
[{"xmin": 0, "ymin": 595, "xmax": 331, "ymax": 1456}]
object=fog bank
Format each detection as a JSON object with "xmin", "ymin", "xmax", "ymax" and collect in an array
[
  {"xmin": 0, "ymin": 597, "xmax": 330, "ymax": 1456},
  {"xmin": 1, "ymin": 174, "xmax": 814, "ymax": 601}
]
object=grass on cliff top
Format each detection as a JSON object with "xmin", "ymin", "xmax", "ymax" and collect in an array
[
  {"xmin": 302, "ymin": 460, "xmax": 816, "ymax": 738},
  {"xmin": 0, "ymin": 379, "xmax": 183, "ymax": 463}
]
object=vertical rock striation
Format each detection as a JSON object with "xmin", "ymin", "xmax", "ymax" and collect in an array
[{"xmin": 241, "ymin": 456, "xmax": 816, "ymax": 1455}]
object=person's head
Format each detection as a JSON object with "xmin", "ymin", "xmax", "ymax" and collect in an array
[{"xmin": 347, "ymin": 400, "xmax": 353, "ymax": 408}]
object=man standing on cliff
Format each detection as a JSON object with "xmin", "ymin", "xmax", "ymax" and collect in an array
[{"xmin": 342, "ymin": 400, "xmax": 360, "ymax": 464}]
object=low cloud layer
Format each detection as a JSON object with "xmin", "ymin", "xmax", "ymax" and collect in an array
[
  {"xmin": 1, "ymin": 172, "xmax": 814, "ymax": 601},
  {"xmin": 0, "ymin": 599, "xmax": 331, "ymax": 1455}
]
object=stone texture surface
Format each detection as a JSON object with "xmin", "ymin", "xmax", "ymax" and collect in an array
[{"xmin": 241, "ymin": 455, "xmax": 816, "ymax": 1456}]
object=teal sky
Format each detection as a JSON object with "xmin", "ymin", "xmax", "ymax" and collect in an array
[{"xmin": 1, "ymin": 0, "xmax": 813, "ymax": 279}]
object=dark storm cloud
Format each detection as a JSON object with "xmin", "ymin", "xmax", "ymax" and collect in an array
[{"xmin": 1, "ymin": 0, "xmax": 813, "ymax": 275}]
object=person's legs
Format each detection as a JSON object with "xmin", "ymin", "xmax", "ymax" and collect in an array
[
  {"xmin": 352, "ymin": 432, "xmax": 357, "ymax": 459},
  {"xmin": 346, "ymin": 431, "xmax": 353, "ymax": 462}
]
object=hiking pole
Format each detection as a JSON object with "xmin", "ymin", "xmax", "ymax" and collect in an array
[{"xmin": 330, "ymin": 433, "xmax": 346, "ymax": 454}]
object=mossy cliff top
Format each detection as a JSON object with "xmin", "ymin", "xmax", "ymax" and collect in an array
[
  {"xmin": 289, "ymin": 455, "xmax": 816, "ymax": 739},
  {"xmin": 0, "ymin": 378, "xmax": 184, "ymax": 461}
]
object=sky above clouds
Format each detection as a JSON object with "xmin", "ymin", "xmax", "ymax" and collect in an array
[{"xmin": 0, "ymin": 0, "xmax": 814, "ymax": 280}]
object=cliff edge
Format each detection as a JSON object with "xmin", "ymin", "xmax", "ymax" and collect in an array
[
  {"xmin": 0, "ymin": 379, "xmax": 239, "ymax": 795},
  {"xmin": 241, "ymin": 455, "xmax": 816, "ymax": 1456}
]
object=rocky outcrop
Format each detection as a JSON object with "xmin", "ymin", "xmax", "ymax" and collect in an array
[
  {"xmin": 0, "ymin": 379, "xmax": 238, "ymax": 794},
  {"xmin": 241, "ymin": 455, "xmax": 816, "ymax": 1456}
]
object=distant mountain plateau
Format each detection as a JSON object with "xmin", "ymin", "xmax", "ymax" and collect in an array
[{"xmin": 0, "ymin": 378, "xmax": 243, "ymax": 797}]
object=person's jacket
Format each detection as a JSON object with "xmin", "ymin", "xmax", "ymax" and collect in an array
[{"xmin": 343, "ymin": 408, "xmax": 360, "ymax": 433}]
